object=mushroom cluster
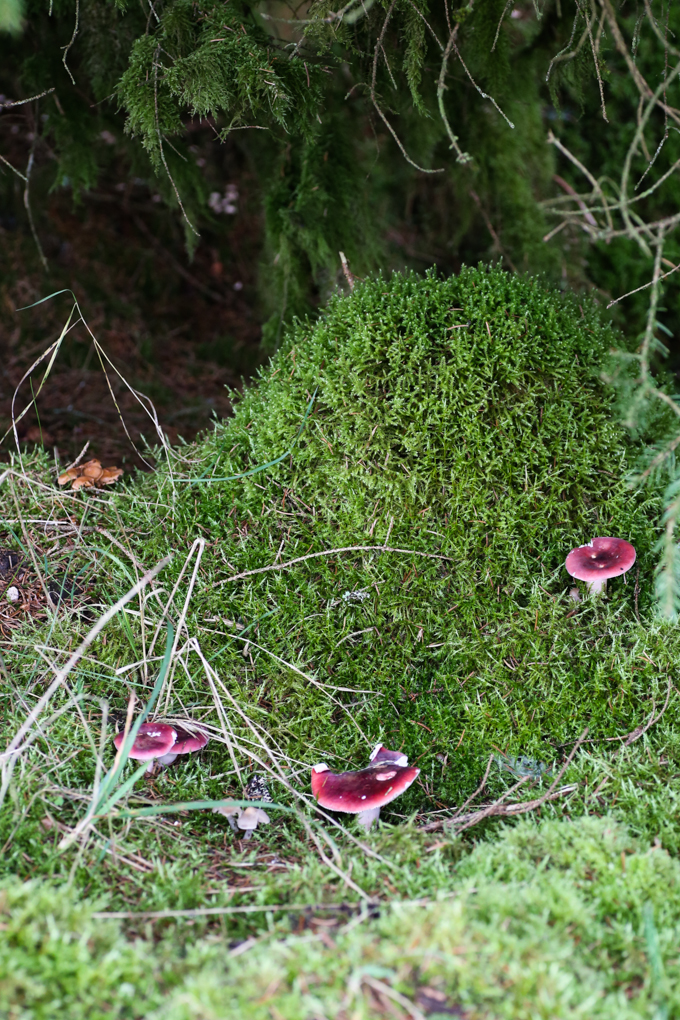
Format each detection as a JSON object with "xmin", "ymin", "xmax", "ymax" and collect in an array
[
  {"xmin": 58, "ymin": 459, "xmax": 123, "ymax": 491},
  {"xmin": 565, "ymin": 537, "xmax": 636, "ymax": 596},
  {"xmin": 113, "ymin": 722, "xmax": 208, "ymax": 773},
  {"xmin": 311, "ymin": 743, "xmax": 420, "ymax": 830}
]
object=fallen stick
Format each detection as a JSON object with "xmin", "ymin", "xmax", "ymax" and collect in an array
[
  {"xmin": 419, "ymin": 785, "xmax": 579, "ymax": 834},
  {"xmin": 419, "ymin": 728, "xmax": 587, "ymax": 835}
]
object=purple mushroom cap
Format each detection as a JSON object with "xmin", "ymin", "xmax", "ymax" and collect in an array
[
  {"xmin": 311, "ymin": 759, "xmax": 419, "ymax": 814},
  {"xmin": 113, "ymin": 722, "xmax": 177, "ymax": 761},
  {"xmin": 565, "ymin": 537, "xmax": 636, "ymax": 593},
  {"xmin": 170, "ymin": 726, "xmax": 209, "ymax": 754}
]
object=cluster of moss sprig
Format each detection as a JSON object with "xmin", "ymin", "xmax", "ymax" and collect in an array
[{"xmin": 220, "ymin": 264, "xmax": 655, "ymax": 596}]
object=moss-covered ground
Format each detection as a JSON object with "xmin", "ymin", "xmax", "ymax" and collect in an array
[{"xmin": 2, "ymin": 265, "xmax": 680, "ymax": 1018}]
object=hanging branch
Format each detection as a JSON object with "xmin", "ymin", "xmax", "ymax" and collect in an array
[
  {"xmin": 370, "ymin": 0, "xmax": 444, "ymax": 174},
  {"xmin": 152, "ymin": 48, "xmax": 199, "ymax": 237}
]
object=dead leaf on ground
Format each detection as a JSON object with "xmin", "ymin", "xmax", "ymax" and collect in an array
[
  {"xmin": 58, "ymin": 459, "xmax": 123, "ymax": 490},
  {"xmin": 416, "ymin": 987, "xmax": 469, "ymax": 1017}
]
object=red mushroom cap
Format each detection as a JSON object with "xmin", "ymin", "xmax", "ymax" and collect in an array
[
  {"xmin": 369, "ymin": 743, "xmax": 409, "ymax": 766},
  {"xmin": 565, "ymin": 537, "xmax": 636, "ymax": 584},
  {"xmin": 170, "ymin": 726, "xmax": 209, "ymax": 754},
  {"xmin": 113, "ymin": 722, "xmax": 177, "ymax": 761},
  {"xmin": 311, "ymin": 759, "xmax": 420, "ymax": 814}
]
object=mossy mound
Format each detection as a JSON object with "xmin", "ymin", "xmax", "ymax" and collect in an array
[
  {"xmin": 224, "ymin": 264, "xmax": 654, "ymax": 597},
  {"xmin": 90, "ymin": 265, "xmax": 672, "ymax": 808}
]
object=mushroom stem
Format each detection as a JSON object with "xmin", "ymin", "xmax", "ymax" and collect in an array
[
  {"xmin": 157, "ymin": 752, "xmax": 179, "ymax": 766},
  {"xmin": 357, "ymin": 806, "xmax": 381, "ymax": 830},
  {"xmin": 587, "ymin": 577, "xmax": 607, "ymax": 595}
]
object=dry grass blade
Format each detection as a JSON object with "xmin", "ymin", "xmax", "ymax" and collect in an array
[
  {"xmin": 216, "ymin": 544, "xmax": 453, "ymax": 586},
  {"xmin": 91, "ymin": 899, "xmax": 390, "ymax": 921},
  {"xmin": 0, "ymin": 555, "xmax": 172, "ymax": 806}
]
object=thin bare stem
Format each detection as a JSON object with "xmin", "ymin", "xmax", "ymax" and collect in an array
[
  {"xmin": 216, "ymin": 544, "xmax": 453, "ymax": 586},
  {"xmin": 24, "ymin": 145, "xmax": 48, "ymax": 272},
  {"xmin": 437, "ymin": 22, "xmax": 471, "ymax": 164},
  {"xmin": 371, "ymin": 0, "xmax": 443, "ymax": 174},
  {"xmin": 61, "ymin": 0, "xmax": 79, "ymax": 85}
]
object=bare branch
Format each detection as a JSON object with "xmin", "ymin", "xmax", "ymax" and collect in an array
[{"xmin": 371, "ymin": 0, "xmax": 444, "ymax": 174}]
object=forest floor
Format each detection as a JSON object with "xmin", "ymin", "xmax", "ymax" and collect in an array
[
  {"xmin": 3, "ymin": 267, "xmax": 680, "ymax": 1019},
  {"xmin": 0, "ymin": 169, "xmax": 264, "ymax": 471}
]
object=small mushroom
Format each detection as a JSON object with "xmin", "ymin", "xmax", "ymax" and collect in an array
[
  {"xmin": 237, "ymin": 806, "xmax": 270, "ymax": 839},
  {"xmin": 72, "ymin": 475, "xmax": 94, "ymax": 491},
  {"xmin": 311, "ymin": 754, "xmax": 420, "ymax": 831},
  {"xmin": 99, "ymin": 466, "xmax": 124, "ymax": 485},
  {"xmin": 212, "ymin": 801, "xmax": 270, "ymax": 839},
  {"xmin": 213, "ymin": 802, "xmax": 241, "ymax": 833},
  {"xmin": 213, "ymin": 772, "xmax": 273, "ymax": 838},
  {"xmin": 113, "ymin": 722, "xmax": 177, "ymax": 774},
  {"xmin": 82, "ymin": 459, "xmax": 104, "ymax": 481},
  {"xmin": 57, "ymin": 466, "xmax": 81, "ymax": 486},
  {"xmin": 58, "ymin": 458, "xmax": 123, "ymax": 490},
  {"xmin": 565, "ymin": 537, "xmax": 636, "ymax": 596},
  {"xmin": 156, "ymin": 725, "xmax": 209, "ymax": 766}
]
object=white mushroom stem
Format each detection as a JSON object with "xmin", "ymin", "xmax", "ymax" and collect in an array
[
  {"xmin": 156, "ymin": 752, "xmax": 179, "ymax": 766},
  {"xmin": 586, "ymin": 577, "xmax": 607, "ymax": 595},
  {"xmin": 357, "ymin": 806, "xmax": 381, "ymax": 830}
]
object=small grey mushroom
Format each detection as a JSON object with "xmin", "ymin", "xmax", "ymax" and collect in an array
[
  {"xmin": 237, "ymin": 806, "xmax": 270, "ymax": 840},
  {"xmin": 212, "ymin": 802, "xmax": 241, "ymax": 833}
]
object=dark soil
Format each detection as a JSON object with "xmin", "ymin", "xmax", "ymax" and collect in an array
[{"xmin": 0, "ymin": 123, "xmax": 265, "ymax": 473}]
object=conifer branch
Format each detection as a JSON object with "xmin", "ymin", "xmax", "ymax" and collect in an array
[
  {"xmin": 152, "ymin": 49, "xmax": 198, "ymax": 238},
  {"xmin": 370, "ymin": 0, "xmax": 443, "ymax": 174}
]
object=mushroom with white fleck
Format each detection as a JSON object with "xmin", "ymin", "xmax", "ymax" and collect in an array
[
  {"xmin": 113, "ymin": 722, "xmax": 177, "ymax": 774},
  {"xmin": 565, "ymin": 537, "xmax": 636, "ymax": 596},
  {"xmin": 311, "ymin": 744, "xmax": 419, "ymax": 830}
]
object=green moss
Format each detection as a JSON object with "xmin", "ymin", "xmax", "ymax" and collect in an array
[
  {"xmin": 2, "ymin": 816, "xmax": 680, "ymax": 1018},
  {"xmin": 2, "ymin": 267, "xmax": 679, "ymax": 914}
]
